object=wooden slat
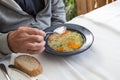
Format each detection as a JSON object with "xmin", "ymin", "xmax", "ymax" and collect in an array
[
  {"xmin": 86, "ymin": 0, "xmax": 95, "ymax": 12},
  {"xmin": 96, "ymin": 0, "xmax": 106, "ymax": 8},
  {"xmin": 76, "ymin": 0, "xmax": 87, "ymax": 15},
  {"xmin": 75, "ymin": 0, "xmax": 116, "ymax": 15},
  {"xmin": 106, "ymin": 0, "xmax": 113, "ymax": 4}
]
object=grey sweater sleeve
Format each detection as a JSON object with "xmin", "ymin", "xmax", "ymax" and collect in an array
[
  {"xmin": 51, "ymin": 0, "xmax": 66, "ymax": 25},
  {"xmin": 0, "ymin": 33, "xmax": 13, "ymax": 55}
]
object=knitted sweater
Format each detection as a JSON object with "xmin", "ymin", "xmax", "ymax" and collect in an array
[{"xmin": 0, "ymin": 0, "xmax": 66, "ymax": 57}]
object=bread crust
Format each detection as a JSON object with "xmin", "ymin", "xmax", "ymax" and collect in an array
[{"xmin": 14, "ymin": 55, "xmax": 42, "ymax": 77}]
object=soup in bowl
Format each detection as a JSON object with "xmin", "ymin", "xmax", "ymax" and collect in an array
[{"xmin": 48, "ymin": 30, "xmax": 84, "ymax": 52}]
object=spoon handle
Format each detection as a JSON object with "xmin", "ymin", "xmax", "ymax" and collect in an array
[
  {"xmin": 46, "ymin": 32, "xmax": 54, "ymax": 34},
  {"xmin": 0, "ymin": 63, "xmax": 11, "ymax": 80},
  {"xmin": 46, "ymin": 32, "xmax": 57, "ymax": 34}
]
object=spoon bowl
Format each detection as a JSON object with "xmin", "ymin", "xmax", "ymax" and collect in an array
[{"xmin": 46, "ymin": 26, "xmax": 66, "ymax": 34}]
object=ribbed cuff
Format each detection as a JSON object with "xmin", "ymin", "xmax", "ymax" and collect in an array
[{"xmin": 0, "ymin": 33, "xmax": 13, "ymax": 54}]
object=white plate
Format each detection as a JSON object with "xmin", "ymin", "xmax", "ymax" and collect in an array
[
  {"xmin": 8, "ymin": 53, "xmax": 48, "ymax": 80},
  {"xmin": 0, "ymin": 69, "xmax": 8, "ymax": 80},
  {"xmin": 8, "ymin": 68, "xmax": 31, "ymax": 80}
]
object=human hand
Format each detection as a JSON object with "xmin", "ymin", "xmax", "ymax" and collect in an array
[{"xmin": 8, "ymin": 26, "xmax": 46, "ymax": 54}]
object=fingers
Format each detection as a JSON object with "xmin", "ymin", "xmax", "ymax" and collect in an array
[
  {"xmin": 27, "ymin": 47, "xmax": 45, "ymax": 54},
  {"xmin": 26, "ymin": 41, "xmax": 46, "ymax": 50},
  {"xmin": 24, "ymin": 41, "xmax": 46, "ymax": 54},
  {"xmin": 26, "ymin": 35, "xmax": 44, "ymax": 43},
  {"xmin": 17, "ymin": 27, "xmax": 46, "ymax": 36}
]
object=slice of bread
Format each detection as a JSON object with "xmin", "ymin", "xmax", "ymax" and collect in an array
[{"xmin": 14, "ymin": 55, "xmax": 42, "ymax": 77}]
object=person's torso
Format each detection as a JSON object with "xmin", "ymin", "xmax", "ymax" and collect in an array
[
  {"xmin": 0, "ymin": 0, "xmax": 52, "ymax": 32},
  {"xmin": 14, "ymin": 0, "xmax": 45, "ymax": 17}
]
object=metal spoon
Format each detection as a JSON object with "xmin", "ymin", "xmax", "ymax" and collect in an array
[
  {"xmin": 0, "ymin": 63, "xmax": 12, "ymax": 80},
  {"xmin": 46, "ymin": 26, "xmax": 66, "ymax": 34}
]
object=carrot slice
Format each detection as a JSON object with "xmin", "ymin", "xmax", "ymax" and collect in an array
[
  {"xmin": 56, "ymin": 47, "xmax": 64, "ymax": 52},
  {"xmin": 68, "ymin": 42, "xmax": 80, "ymax": 50}
]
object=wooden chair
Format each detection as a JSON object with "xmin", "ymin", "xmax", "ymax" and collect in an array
[{"xmin": 76, "ymin": 0, "xmax": 116, "ymax": 15}]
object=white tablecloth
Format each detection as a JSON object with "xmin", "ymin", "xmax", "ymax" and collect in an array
[{"xmin": 1, "ymin": 1, "xmax": 120, "ymax": 80}]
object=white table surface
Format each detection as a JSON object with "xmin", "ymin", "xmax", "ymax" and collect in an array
[{"xmin": 1, "ymin": 1, "xmax": 120, "ymax": 80}]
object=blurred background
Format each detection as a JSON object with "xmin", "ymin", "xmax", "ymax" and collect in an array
[{"xmin": 63, "ymin": 0, "xmax": 116, "ymax": 21}]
